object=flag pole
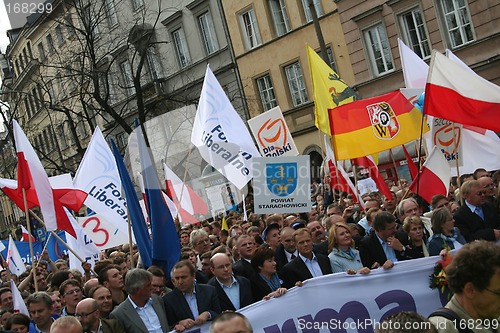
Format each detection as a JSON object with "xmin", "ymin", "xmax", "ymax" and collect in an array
[
  {"xmin": 241, "ymin": 191, "xmax": 247, "ymax": 222},
  {"xmin": 22, "ymin": 189, "xmax": 38, "ymax": 292},
  {"xmin": 34, "ymin": 233, "xmax": 52, "ymax": 271},
  {"xmin": 178, "ymin": 145, "xmax": 194, "ymax": 225},
  {"xmin": 48, "ymin": 231, "xmax": 97, "ymax": 276},
  {"xmin": 451, "ymin": 123, "xmax": 464, "ymax": 206},
  {"xmin": 27, "ymin": 210, "xmax": 97, "ymax": 276},
  {"xmin": 127, "ymin": 210, "xmax": 134, "ymax": 270},
  {"xmin": 388, "ymin": 149, "xmax": 402, "ymax": 190}
]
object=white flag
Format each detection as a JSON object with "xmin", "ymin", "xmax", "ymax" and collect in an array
[
  {"xmin": 7, "ymin": 235, "xmax": 26, "ymax": 276},
  {"xmin": 191, "ymin": 65, "xmax": 261, "ymax": 189},
  {"xmin": 74, "ymin": 127, "xmax": 129, "ymax": 237},
  {"xmin": 10, "ymin": 279, "xmax": 28, "ymax": 315},
  {"xmin": 66, "ymin": 210, "xmax": 99, "ymax": 274},
  {"xmin": 398, "ymin": 38, "xmax": 428, "ymax": 89}
]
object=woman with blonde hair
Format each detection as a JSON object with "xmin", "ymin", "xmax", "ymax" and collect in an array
[
  {"xmin": 400, "ymin": 216, "xmax": 429, "ymax": 259},
  {"xmin": 328, "ymin": 222, "xmax": 370, "ymax": 274}
]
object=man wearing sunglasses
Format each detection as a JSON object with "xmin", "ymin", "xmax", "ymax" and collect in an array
[{"xmin": 453, "ymin": 180, "xmax": 500, "ymax": 242}]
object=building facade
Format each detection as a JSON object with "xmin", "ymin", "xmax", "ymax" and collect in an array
[
  {"xmin": 220, "ymin": 0, "xmax": 356, "ymax": 179},
  {"xmin": 0, "ymin": 0, "xmax": 245, "ymax": 230}
]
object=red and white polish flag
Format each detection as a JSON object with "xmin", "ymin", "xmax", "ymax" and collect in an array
[
  {"xmin": 409, "ymin": 146, "xmax": 451, "ymax": 204},
  {"xmin": 425, "ymin": 51, "xmax": 500, "ymax": 132}
]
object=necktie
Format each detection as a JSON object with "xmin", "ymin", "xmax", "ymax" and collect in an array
[
  {"xmin": 290, "ymin": 253, "xmax": 296, "ymax": 260},
  {"xmin": 474, "ymin": 207, "xmax": 484, "ymax": 221}
]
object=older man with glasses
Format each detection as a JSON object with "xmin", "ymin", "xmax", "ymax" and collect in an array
[
  {"xmin": 453, "ymin": 180, "xmax": 500, "ymax": 242},
  {"xmin": 76, "ymin": 298, "xmax": 125, "ymax": 333}
]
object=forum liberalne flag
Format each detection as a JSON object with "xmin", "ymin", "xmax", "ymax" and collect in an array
[{"xmin": 191, "ymin": 65, "xmax": 261, "ymax": 189}]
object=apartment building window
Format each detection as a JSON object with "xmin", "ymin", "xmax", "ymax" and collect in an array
[
  {"xmin": 83, "ymin": 5, "xmax": 100, "ymax": 39},
  {"xmin": 37, "ymin": 42, "xmax": 45, "ymax": 62},
  {"xmin": 98, "ymin": 71, "xmax": 118, "ymax": 104},
  {"xmin": 146, "ymin": 47, "xmax": 161, "ymax": 80},
  {"xmin": 37, "ymin": 84, "xmax": 44, "ymax": 105},
  {"xmin": 325, "ymin": 47, "xmax": 337, "ymax": 72},
  {"xmin": 22, "ymin": 48, "xmax": 29, "ymax": 65},
  {"xmin": 439, "ymin": 0, "xmax": 474, "ymax": 48},
  {"xmin": 46, "ymin": 34, "xmax": 55, "ymax": 54},
  {"xmin": 43, "ymin": 128, "xmax": 52, "ymax": 152},
  {"xmin": 65, "ymin": 13, "xmax": 75, "ymax": 36},
  {"xmin": 38, "ymin": 134, "xmax": 46, "ymax": 154},
  {"xmin": 55, "ymin": 25, "xmax": 64, "ymax": 46},
  {"xmin": 363, "ymin": 24, "xmax": 394, "ymax": 76},
  {"xmin": 198, "ymin": 11, "xmax": 219, "ymax": 55},
  {"xmin": 32, "ymin": 87, "xmax": 41, "ymax": 111},
  {"xmin": 77, "ymin": 115, "xmax": 88, "ymax": 138},
  {"xmin": 24, "ymin": 97, "xmax": 32, "ymax": 119},
  {"xmin": 132, "ymin": 0, "xmax": 144, "ymax": 11},
  {"xmin": 27, "ymin": 42, "xmax": 33, "ymax": 59},
  {"xmin": 57, "ymin": 124, "xmax": 68, "ymax": 150},
  {"xmin": 105, "ymin": 0, "xmax": 118, "ymax": 27},
  {"xmin": 269, "ymin": 0, "xmax": 290, "ymax": 37},
  {"xmin": 172, "ymin": 28, "xmax": 191, "ymax": 68},
  {"xmin": 119, "ymin": 60, "xmax": 134, "ymax": 96},
  {"xmin": 256, "ymin": 74, "xmax": 277, "ymax": 111},
  {"xmin": 56, "ymin": 73, "xmax": 66, "ymax": 99},
  {"xmin": 18, "ymin": 55, "xmax": 24, "ymax": 69},
  {"xmin": 285, "ymin": 62, "xmax": 308, "ymax": 107},
  {"xmin": 302, "ymin": 0, "xmax": 323, "ymax": 23},
  {"xmin": 399, "ymin": 7, "xmax": 431, "ymax": 59},
  {"xmin": 239, "ymin": 8, "xmax": 262, "ymax": 50}
]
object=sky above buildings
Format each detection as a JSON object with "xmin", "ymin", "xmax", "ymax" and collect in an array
[{"xmin": 0, "ymin": 0, "xmax": 11, "ymax": 53}]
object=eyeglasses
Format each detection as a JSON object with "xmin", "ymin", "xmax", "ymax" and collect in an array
[
  {"xmin": 64, "ymin": 288, "xmax": 82, "ymax": 296},
  {"xmin": 75, "ymin": 309, "xmax": 97, "ymax": 318},
  {"xmin": 484, "ymin": 288, "xmax": 500, "ymax": 297}
]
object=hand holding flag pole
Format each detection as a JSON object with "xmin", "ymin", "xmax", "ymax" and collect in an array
[
  {"xmin": 21, "ymin": 188, "xmax": 38, "ymax": 292},
  {"xmin": 27, "ymin": 209, "xmax": 97, "ymax": 276}
]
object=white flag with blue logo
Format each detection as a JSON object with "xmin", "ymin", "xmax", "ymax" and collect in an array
[{"xmin": 191, "ymin": 65, "xmax": 261, "ymax": 189}]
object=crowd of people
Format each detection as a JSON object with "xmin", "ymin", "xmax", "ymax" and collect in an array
[{"xmin": 0, "ymin": 167, "xmax": 498, "ymax": 333}]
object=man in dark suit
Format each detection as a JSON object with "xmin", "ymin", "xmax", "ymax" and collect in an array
[
  {"xmin": 359, "ymin": 211, "xmax": 406, "ymax": 269},
  {"xmin": 281, "ymin": 228, "xmax": 332, "ymax": 288},
  {"xmin": 164, "ymin": 261, "xmax": 221, "ymax": 331},
  {"xmin": 110, "ymin": 268, "xmax": 169, "ymax": 333},
  {"xmin": 453, "ymin": 180, "xmax": 500, "ymax": 242},
  {"xmin": 274, "ymin": 227, "xmax": 298, "ymax": 277},
  {"xmin": 208, "ymin": 253, "xmax": 253, "ymax": 311},
  {"xmin": 232, "ymin": 235, "xmax": 256, "ymax": 279},
  {"xmin": 76, "ymin": 299, "xmax": 125, "ymax": 333}
]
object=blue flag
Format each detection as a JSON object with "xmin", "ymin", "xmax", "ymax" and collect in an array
[
  {"xmin": 110, "ymin": 139, "xmax": 153, "ymax": 268},
  {"xmin": 134, "ymin": 121, "xmax": 180, "ymax": 277}
]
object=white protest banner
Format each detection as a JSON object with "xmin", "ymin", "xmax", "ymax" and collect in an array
[
  {"xmin": 191, "ymin": 65, "xmax": 261, "ymax": 189},
  {"xmin": 253, "ymin": 156, "xmax": 310, "ymax": 214},
  {"xmin": 66, "ymin": 211, "xmax": 99, "ymax": 274},
  {"xmin": 74, "ymin": 127, "xmax": 129, "ymax": 236},
  {"xmin": 248, "ymin": 106, "xmax": 298, "ymax": 157},
  {"xmin": 77, "ymin": 215, "xmax": 129, "ymax": 251},
  {"xmin": 180, "ymin": 256, "xmax": 446, "ymax": 333}
]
